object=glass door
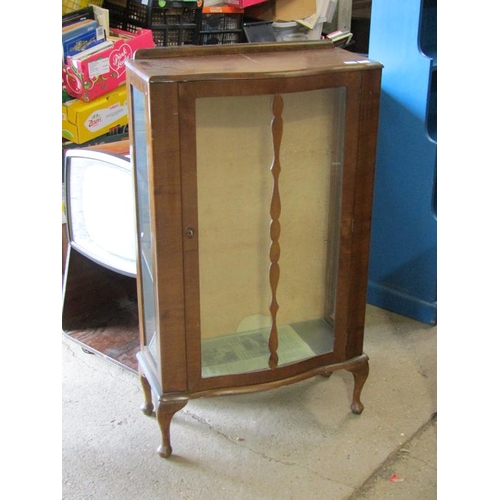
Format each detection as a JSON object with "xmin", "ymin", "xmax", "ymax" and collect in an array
[
  {"xmin": 131, "ymin": 86, "xmax": 158, "ymax": 363},
  {"xmin": 194, "ymin": 87, "xmax": 346, "ymax": 379}
]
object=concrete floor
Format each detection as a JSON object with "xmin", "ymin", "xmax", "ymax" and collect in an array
[{"xmin": 62, "ymin": 304, "xmax": 437, "ymax": 499}]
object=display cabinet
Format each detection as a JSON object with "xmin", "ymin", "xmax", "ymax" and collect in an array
[{"xmin": 125, "ymin": 41, "xmax": 382, "ymax": 458}]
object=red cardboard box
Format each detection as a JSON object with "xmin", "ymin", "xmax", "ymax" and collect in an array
[
  {"xmin": 225, "ymin": 0, "xmax": 268, "ymax": 8},
  {"xmin": 202, "ymin": 5, "xmax": 244, "ymax": 13},
  {"xmin": 63, "ymin": 28, "xmax": 155, "ymax": 103}
]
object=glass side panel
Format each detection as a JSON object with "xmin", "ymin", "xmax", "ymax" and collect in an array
[
  {"xmin": 132, "ymin": 86, "xmax": 158, "ymax": 362},
  {"xmin": 196, "ymin": 88, "xmax": 346, "ymax": 378}
]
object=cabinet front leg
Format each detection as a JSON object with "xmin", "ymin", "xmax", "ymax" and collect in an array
[
  {"xmin": 156, "ymin": 400, "xmax": 187, "ymax": 458},
  {"xmin": 347, "ymin": 359, "xmax": 369, "ymax": 415},
  {"xmin": 139, "ymin": 368, "xmax": 154, "ymax": 416}
]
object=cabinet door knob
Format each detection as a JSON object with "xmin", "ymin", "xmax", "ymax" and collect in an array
[{"xmin": 186, "ymin": 226, "xmax": 195, "ymax": 238}]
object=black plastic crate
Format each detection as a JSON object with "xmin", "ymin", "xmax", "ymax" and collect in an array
[
  {"xmin": 200, "ymin": 30, "xmax": 242, "ymax": 45},
  {"xmin": 199, "ymin": 10, "xmax": 243, "ymax": 45},
  {"xmin": 103, "ymin": 0, "xmax": 128, "ymax": 29},
  {"xmin": 149, "ymin": 20, "xmax": 200, "ymax": 46},
  {"xmin": 201, "ymin": 13, "xmax": 242, "ymax": 32},
  {"xmin": 104, "ymin": 0, "xmax": 201, "ymax": 46}
]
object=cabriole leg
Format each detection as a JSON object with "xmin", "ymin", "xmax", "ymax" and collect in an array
[
  {"xmin": 347, "ymin": 359, "xmax": 369, "ymax": 415},
  {"xmin": 138, "ymin": 368, "xmax": 154, "ymax": 416},
  {"xmin": 156, "ymin": 400, "xmax": 188, "ymax": 458}
]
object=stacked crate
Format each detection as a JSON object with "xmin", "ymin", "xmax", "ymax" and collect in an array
[
  {"xmin": 200, "ymin": 5, "xmax": 244, "ymax": 45},
  {"xmin": 104, "ymin": 0, "xmax": 202, "ymax": 46}
]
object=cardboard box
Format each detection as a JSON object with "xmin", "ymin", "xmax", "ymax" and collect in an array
[
  {"xmin": 62, "ymin": 86, "xmax": 128, "ymax": 144},
  {"xmin": 246, "ymin": 0, "xmax": 317, "ymax": 22},
  {"xmin": 62, "ymin": 28, "xmax": 155, "ymax": 102}
]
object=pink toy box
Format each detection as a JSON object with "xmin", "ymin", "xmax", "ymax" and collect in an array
[{"xmin": 63, "ymin": 28, "xmax": 155, "ymax": 103}]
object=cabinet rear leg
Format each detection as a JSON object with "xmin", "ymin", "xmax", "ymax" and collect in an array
[
  {"xmin": 346, "ymin": 359, "xmax": 369, "ymax": 415},
  {"xmin": 156, "ymin": 400, "xmax": 187, "ymax": 458},
  {"xmin": 139, "ymin": 368, "xmax": 154, "ymax": 416}
]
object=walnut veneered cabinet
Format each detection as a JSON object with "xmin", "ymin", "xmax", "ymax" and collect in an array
[{"xmin": 125, "ymin": 42, "xmax": 382, "ymax": 458}]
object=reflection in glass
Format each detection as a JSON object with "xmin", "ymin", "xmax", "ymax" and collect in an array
[
  {"xmin": 132, "ymin": 87, "xmax": 158, "ymax": 362},
  {"xmin": 196, "ymin": 88, "xmax": 346, "ymax": 378}
]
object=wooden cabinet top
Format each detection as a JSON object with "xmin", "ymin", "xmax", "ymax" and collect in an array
[{"xmin": 127, "ymin": 42, "xmax": 382, "ymax": 83}]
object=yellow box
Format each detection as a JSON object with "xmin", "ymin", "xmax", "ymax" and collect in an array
[{"xmin": 62, "ymin": 86, "xmax": 128, "ymax": 144}]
